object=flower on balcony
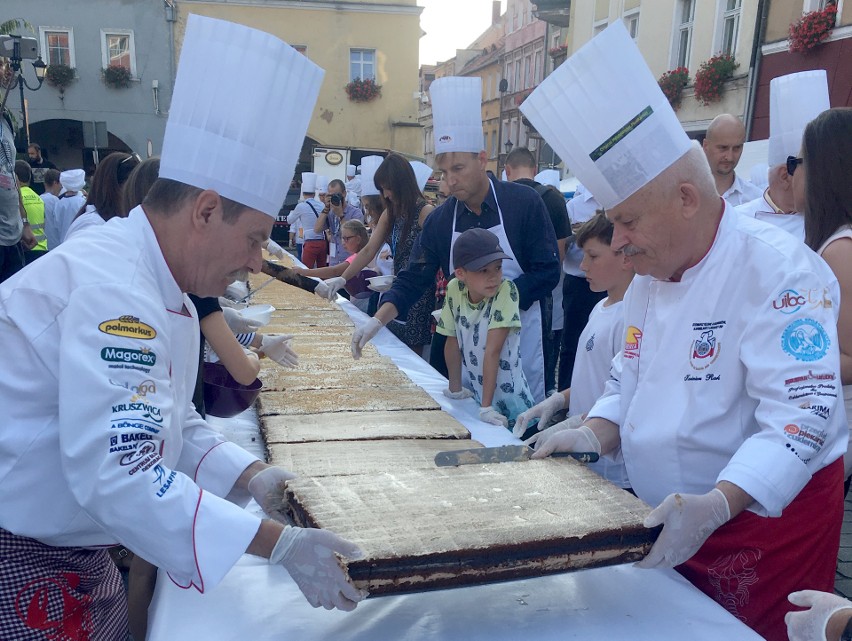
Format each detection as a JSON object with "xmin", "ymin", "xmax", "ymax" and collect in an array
[
  {"xmin": 45, "ymin": 63, "xmax": 76, "ymax": 90},
  {"xmin": 102, "ymin": 64, "xmax": 132, "ymax": 89},
  {"xmin": 788, "ymin": 3, "xmax": 837, "ymax": 54},
  {"xmin": 693, "ymin": 54, "xmax": 738, "ymax": 106},
  {"xmin": 345, "ymin": 77, "xmax": 382, "ymax": 103},
  {"xmin": 548, "ymin": 44, "xmax": 569, "ymax": 58},
  {"xmin": 658, "ymin": 67, "xmax": 691, "ymax": 110}
]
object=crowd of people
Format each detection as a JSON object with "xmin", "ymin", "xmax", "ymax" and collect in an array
[{"xmin": 1, "ymin": 13, "xmax": 851, "ymax": 641}]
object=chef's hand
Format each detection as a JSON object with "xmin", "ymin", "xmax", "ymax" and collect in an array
[
  {"xmin": 786, "ymin": 590, "xmax": 852, "ymax": 641},
  {"xmin": 635, "ymin": 489, "xmax": 731, "ymax": 569},
  {"xmin": 479, "ymin": 406, "xmax": 508, "ymax": 428},
  {"xmin": 527, "ymin": 421, "xmax": 599, "ymax": 458},
  {"xmin": 321, "ymin": 276, "xmax": 347, "ymax": 301},
  {"xmin": 270, "ymin": 526, "xmax": 367, "ymax": 611},
  {"xmin": 260, "ymin": 334, "xmax": 298, "ymax": 368},
  {"xmin": 513, "ymin": 392, "xmax": 567, "ymax": 438},
  {"xmin": 224, "ymin": 281, "xmax": 249, "ymax": 303},
  {"xmin": 222, "ymin": 307, "xmax": 263, "ymax": 334},
  {"xmin": 443, "ymin": 387, "xmax": 474, "ymax": 400},
  {"xmin": 312, "ymin": 279, "xmax": 331, "ymax": 299},
  {"xmin": 248, "ymin": 466, "xmax": 297, "ymax": 522},
  {"xmin": 265, "ymin": 239, "xmax": 287, "ymax": 259},
  {"xmin": 351, "ymin": 318, "xmax": 382, "ymax": 359}
]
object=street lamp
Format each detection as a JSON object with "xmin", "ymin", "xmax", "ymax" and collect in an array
[
  {"xmin": 504, "ymin": 139, "xmax": 514, "ymax": 154},
  {"xmin": 0, "ymin": 35, "xmax": 47, "ymax": 148},
  {"xmin": 496, "ymin": 77, "xmax": 508, "ymax": 176}
]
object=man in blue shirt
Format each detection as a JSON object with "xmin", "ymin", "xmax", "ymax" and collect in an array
[{"xmin": 351, "ymin": 149, "xmax": 560, "ymax": 402}]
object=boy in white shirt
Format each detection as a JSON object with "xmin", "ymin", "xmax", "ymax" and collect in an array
[
  {"xmin": 515, "ymin": 212, "xmax": 634, "ymax": 487},
  {"xmin": 437, "ymin": 228, "xmax": 535, "ymax": 430}
]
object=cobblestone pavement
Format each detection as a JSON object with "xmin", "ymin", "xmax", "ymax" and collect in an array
[{"xmin": 836, "ymin": 494, "xmax": 852, "ymax": 597}]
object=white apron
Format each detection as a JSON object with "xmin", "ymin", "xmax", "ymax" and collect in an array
[{"xmin": 450, "ymin": 181, "xmax": 545, "ymax": 402}]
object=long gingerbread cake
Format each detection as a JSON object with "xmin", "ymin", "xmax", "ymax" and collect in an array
[
  {"xmin": 257, "ymin": 386, "xmax": 440, "ymax": 416},
  {"xmin": 285, "ymin": 459, "xmax": 659, "ymax": 596}
]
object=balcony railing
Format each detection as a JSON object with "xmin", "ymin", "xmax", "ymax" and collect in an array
[{"xmin": 533, "ymin": 0, "xmax": 571, "ymax": 27}]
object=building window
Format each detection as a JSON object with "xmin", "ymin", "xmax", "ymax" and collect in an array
[
  {"xmin": 624, "ymin": 9, "xmax": 640, "ymax": 39},
  {"xmin": 491, "ymin": 131, "xmax": 497, "ymax": 159},
  {"xmin": 534, "ymin": 49, "xmax": 543, "ymax": 84},
  {"xmin": 804, "ymin": 0, "xmax": 839, "ymax": 10},
  {"xmin": 593, "ymin": 19, "xmax": 608, "ymax": 37},
  {"xmin": 524, "ymin": 56, "xmax": 532, "ymax": 89},
  {"xmin": 294, "ymin": 45, "xmax": 307, "ymax": 55},
  {"xmin": 514, "ymin": 55, "xmax": 522, "ymax": 91},
  {"xmin": 719, "ymin": 0, "xmax": 741, "ymax": 56},
  {"xmin": 486, "ymin": 74, "xmax": 492, "ymax": 100},
  {"xmin": 505, "ymin": 62, "xmax": 513, "ymax": 91},
  {"xmin": 101, "ymin": 30, "xmax": 137, "ymax": 77},
  {"xmin": 39, "ymin": 27, "xmax": 75, "ymax": 67},
  {"xmin": 673, "ymin": 0, "xmax": 695, "ymax": 69},
  {"xmin": 350, "ymin": 49, "xmax": 376, "ymax": 82}
]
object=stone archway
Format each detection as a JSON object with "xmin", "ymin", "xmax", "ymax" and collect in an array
[{"xmin": 28, "ymin": 119, "xmax": 132, "ymax": 173}]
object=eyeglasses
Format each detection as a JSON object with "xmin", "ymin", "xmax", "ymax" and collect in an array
[
  {"xmin": 341, "ymin": 235, "xmax": 357, "ymax": 241},
  {"xmin": 786, "ymin": 156, "xmax": 803, "ymax": 176}
]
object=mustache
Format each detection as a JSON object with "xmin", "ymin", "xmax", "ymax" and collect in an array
[
  {"xmin": 229, "ymin": 270, "xmax": 250, "ymax": 283},
  {"xmin": 621, "ymin": 246, "xmax": 643, "ymax": 257}
]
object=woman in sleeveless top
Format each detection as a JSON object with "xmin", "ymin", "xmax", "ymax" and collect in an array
[{"xmin": 798, "ymin": 108, "xmax": 852, "ymax": 489}]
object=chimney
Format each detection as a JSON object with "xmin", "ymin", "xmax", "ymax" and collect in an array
[{"xmin": 493, "ymin": 0, "xmax": 501, "ymax": 25}]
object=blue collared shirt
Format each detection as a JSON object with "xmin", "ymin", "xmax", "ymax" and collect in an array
[{"xmin": 382, "ymin": 177, "xmax": 560, "ymax": 319}]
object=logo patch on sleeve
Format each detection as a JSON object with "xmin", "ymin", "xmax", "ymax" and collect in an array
[
  {"xmin": 782, "ymin": 319, "xmax": 830, "ymax": 362},
  {"xmin": 99, "ymin": 315, "xmax": 157, "ymax": 340}
]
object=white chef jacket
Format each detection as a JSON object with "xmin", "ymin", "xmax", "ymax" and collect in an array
[
  {"xmin": 286, "ymin": 197, "xmax": 326, "ymax": 242},
  {"xmin": 0, "ymin": 207, "xmax": 260, "ymax": 592},
  {"xmin": 345, "ymin": 176, "xmax": 362, "ymax": 207},
  {"xmin": 588, "ymin": 202, "xmax": 846, "ymax": 516},
  {"xmin": 721, "ymin": 173, "xmax": 763, "ymax": 207},
  {"xmin": 64, "ymin": 204, "xmax": 105, "ymax": 240},
  {"xmin": 735, "ymin": 191, "xmax": 805, "ymax": 241}
]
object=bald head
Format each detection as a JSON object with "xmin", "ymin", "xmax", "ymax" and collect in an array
[{"xmin": 702, "ymin": 115, "xmax": 746, "ymax": 186}]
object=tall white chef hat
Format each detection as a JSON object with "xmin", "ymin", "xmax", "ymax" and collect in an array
[
  {"xmin": 520, "ymin": 22, "xmax": 691, "ymax": 210},
  {"xmin": 535, "ymin": 169, "xmax": 561, "ymax": 189},
  {"xmin": 430, "ymin": 76, "xmax": 484, "ymax": 155},
  {"xmin": 159, "ymin": 15, "xmax": 324, "ymax": 218},
  {"xmin": 315, "ymin": 175, "xmax": 329, "ymax": 194},
  {"xmin": 301, "ymin": 172, "xmax": 317, "ymax": 194},
  {"xmin": 768, "ymin": 70, "xmax": 830, "ymax": 167},
  {"xmin": 60, "ymin": 169, "xmax": 86, "ymax": 192},
  {"xmin": 410, "ymin": 161, "xmax": 433, "ymax": 193},
  {"xmin": 346, "ymin": 164, "xmax": 357, "ymax": 177},
  {"xmin": 360, "ymin": 156, "xmax": 383, "ymax": 196}
]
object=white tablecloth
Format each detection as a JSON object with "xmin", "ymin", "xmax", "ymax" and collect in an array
[{"xmin": 147, "ymin": 293, "xmax": 764, "ymax": 640}]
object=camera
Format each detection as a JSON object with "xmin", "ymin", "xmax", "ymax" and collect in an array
[
  {"xmin": 0, "ymin": 35, "xmax": 39, "ymax": 61},
  {"xmin": 330, "ymin": 193, "xmax": 343, "ymax": 206}
]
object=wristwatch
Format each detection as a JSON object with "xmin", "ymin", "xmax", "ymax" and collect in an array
[{"xmin": 21, "ymin": 218, "xmax": 29, "ymax": 225}]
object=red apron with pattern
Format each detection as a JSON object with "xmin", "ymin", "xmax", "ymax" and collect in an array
[
  {"xmin": 0, "ymin": 528, "xmax": 128, "ymax": 641},
  {"xmin": 677, "ymin": 458, "xmax": 844, "ymax": 641}
]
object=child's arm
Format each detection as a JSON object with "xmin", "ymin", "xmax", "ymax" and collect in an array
[
  {"xmin": 481, "ymin": 327, "xmax": 510, "ymax": 408},
  {"xmin": 444, "ymin": 336, "xmax": 464, "ymax": 392}
]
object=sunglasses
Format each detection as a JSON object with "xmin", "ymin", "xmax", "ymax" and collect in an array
[
  {"xmin": 786, "ymin": 156, "xmax": 803, "ymax": 176},
  {"xmin": 117, "ymin": 152, "xmax": 142, "ymax": 184}
]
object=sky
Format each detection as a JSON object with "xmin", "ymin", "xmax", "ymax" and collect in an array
[{"xmin": 418, "ymin": 0, "xmax": 506, "ymax": 66}]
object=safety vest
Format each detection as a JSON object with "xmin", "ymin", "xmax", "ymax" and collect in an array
[{"xmin": 20, "ymin": 185, "xmax": 47, "ymax": 252}]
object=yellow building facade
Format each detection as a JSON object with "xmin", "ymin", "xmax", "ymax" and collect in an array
[{"xmin": 177, "ymin": 0, "xmax": 423, "ymax": 161}]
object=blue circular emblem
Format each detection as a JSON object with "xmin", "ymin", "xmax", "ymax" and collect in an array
[{"xmin": 781, "ymin": 318, "xmax": 830, "ymax": 362}]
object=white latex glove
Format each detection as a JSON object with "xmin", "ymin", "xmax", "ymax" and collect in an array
[
  {"xmin": 224, "ymin": 281, "xmax": 249, "ymax": 303},
  {"xmin": 443, "ymin": 387, "xmax": 474, "ymax": 400},
  {"xmin": 261, "ymin": 334, "xmax": 299, "ymax": 368},
  {"xmin": 321, "ymin": 276, "xmax": 347, "ymax": 301},
  {"xmin": 635, "ymin": 488, "xmax": 731, "ymax": 569},
  {"xmin": 265, "ymin": 239, "xmax": 287, "ymax": 259},
  {"xmin": 513, "ymin": 392, "xmax": 567, "ymax": 437},
  {"xmin": 269, "ymin": 526, "xmax": 367, "ymax": 611},
  {"xmin": 786, "ymin": 590, "xmax": 852, "ymax": 641},
  {"xmin": 479, "ymin": 406, "xmax": 509, "ymax": 428},
  {"xmin": 313, "ymin": 279, "xmax": 331, "ymax": 299},
  {"xmin": 222, "ymin": 306, "xmax": 263, "ymax": 334},
  {"xmin": 527, "ymin": 421, "xmax": 599, "ymax": 458},
  {"xmin": 247, "ymin": 466, "xmax": 297, "ymax": 522},
  {"xmin": 351, "ymin": 318, "xmax": 383, "ymax": 359},
  {"xmin": 218, "ymin": 296, "xmax": 240, "ymax": 309}
]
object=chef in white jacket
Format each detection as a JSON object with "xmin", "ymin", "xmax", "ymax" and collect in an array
[
  {"xmin": 0, "ymin": 16, "xmax": 364, "ymax": 640},
  {"xmin": 735, "ymin": 70, "xmax": 830, "ymax": 241},
  {"xmin": 521, "ymin": 23, "xmax": 846, "ymax": 641}
]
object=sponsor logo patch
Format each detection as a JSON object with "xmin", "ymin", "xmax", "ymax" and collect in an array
[
  {"xmin": 624, "ymin": 326, "xmax": 642, "ymax": 359},
  {"xmin": 781, "ymin": 318, "xmax": 830, "ymax": 362},
  {"xmin": 98, "ymin": 315, "xmax": 156, "ymax": 340},
  {"xmin": 101, "ymin": 347, "xmax": 157, "ymax": 367},
  {"xmin": 689, "ymin": 329, "xmax": 721, "ymax": 370},
  {"xmin": 772, "ymin": 287, "xmax": 832, "ymax": 314}
]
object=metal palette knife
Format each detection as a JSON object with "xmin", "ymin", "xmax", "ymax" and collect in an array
[{"xmin": 434, "ymin": 444, "xmax": 599, "ymax": 467}]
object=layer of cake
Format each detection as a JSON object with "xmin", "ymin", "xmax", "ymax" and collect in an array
[
  {"xmin": 269, "ymin": 309, "xmax": 354, "ymax": 327},
  {"xmin": 261, "ymin": 410, "xmax": 471, "ymax": 444},
  {"xmin": 269, "ymin": 439, "xmax": 482, "ymax": 477},
  {"xmin": 259, "ymin": 361, "xmax": 413, "ymax": 392},
  {"xmin": 284, "ymin": 460, "xmax": 658, "ymax": 595},
  {"xmin": 271, "ymin": 340, "xmax": 379, "ymax": 361},
  {"xmin": 257, "ymin": 387, "xmax": 440, "ymax": 416}
]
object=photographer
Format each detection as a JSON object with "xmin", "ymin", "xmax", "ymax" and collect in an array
[{"xmin": 313, "ymin": 179, "xmax": 363, "ymax": 266}]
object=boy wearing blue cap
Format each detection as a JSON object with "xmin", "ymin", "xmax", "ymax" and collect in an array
[{"xmin": 437, "ymin": 227, "xmax": 534, "ymax": 429}]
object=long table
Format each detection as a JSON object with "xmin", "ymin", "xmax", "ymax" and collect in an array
[{"xmin": 147, "ymin": 296, "xmax": 764, "ymax": 640}]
